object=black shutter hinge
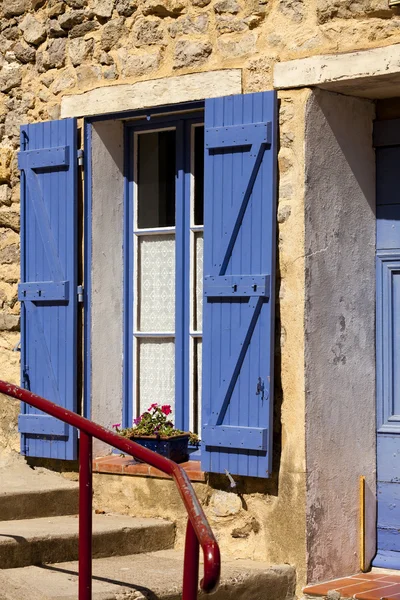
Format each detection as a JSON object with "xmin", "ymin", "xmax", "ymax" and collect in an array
[
  {"xmin": 77, "ymin": 149, "xmax": 84, "ymax": 167},
  {"xmin": 77, "ymin": 285, "xmax": 84, "ymax": 303}
]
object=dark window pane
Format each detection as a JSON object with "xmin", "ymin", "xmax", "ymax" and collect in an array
[
  {"xmin": 194, "ymin": 126, "xmax": 204, "ymax": 226},
  {"xmin": 137, "ymin": 130, "xmax": 176, "ymax": 228}
]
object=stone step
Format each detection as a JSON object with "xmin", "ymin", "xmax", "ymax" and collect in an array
[
  {"xmin": 0, "ymin": 514, "xmax": 175, "ymax": 569},
  {"xmin": 0, "ymin": 550, "xmax": 296, "ymax": 600},
  {"xmin": 0, "ymin": 452, "xmax": 79, "ymax": 521}
]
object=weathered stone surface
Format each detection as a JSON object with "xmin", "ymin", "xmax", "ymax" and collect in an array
[
  {"xmin": 47, "ymin": 19, "xmax": 68, "ymax": 38},
  {"xmin": 32, "ymin": 0, "xmax": 47, "ymax": 9},
  {"xmin": 279, "ymin": 0, "xmax": 304, "ymax": 23},
  {"xmin": 142, "ymin": 0, "xmax": 185, "ymax": 17},
  {"xmin": 317, "ymin": 0, "xmax": 391, "ymax": 23},
  {"xmin": 115, "ymin": 0, "xmax": 137, "ymax": 15},
  {"xmin": 217, "ymin": 31, "xmax": 256, "ymax": 57},
  {"xmin": 0, "ymin": 243, "xmax": 19, "ymax": 264},
  {"xmin": 116, "ymin": 47, "xmax": 161, "ymax": 76},
  {"xmin": 0, "ymin": 314, "xmax": 20, "ymax": 331},
  {"xmin": 214, "ymin": 0, "xmax": 241, "ymax": 13},
  {"xmin": 19, "ymin": 14, "xmax": 46, "ymax": 46},
  {"xmin": 190, "ymin": 0, "xmax": 211, "ymax": 6},
  {"xmin": 47, "ymin": 2, "xmax": 66, "ymax": 17},
  {"xmin": 133, "ymin": 18, "xmax": 165, "ymax": 46},
  {"xmin": 51, "ymin": 69, "xmax": 76, "ymax": 94},
  {"xmin": 76, "ymin": 64, "xmax": 102, "ymax": 87},
  {"xmin": 46, "ymin": 104, "xmax": 61, "ymax": 119},
  {"xmin": 210, "ymin": 490, "xmax": 242, "ymax": 517},
  {"xmin": 2, "ymin": 26, "xmax": 20, "ymax": 42},
  {"xmin": 0, "ymin": 186, "xmax": 11, "ymax": 208},
  {"xmin": 278, "ymin": 204, "xmax": 292, "ymax": 223},
  {"xmin": 59, "ymin": 9, "xmax": 85, "ymax": 30},
  {"xmin": 0, "ymin": 208, "xmax": 19, "ymax": 232},
  {"xmin": 216, "ymin": 15, "xmax": 246, "ymax": 33},
  {"xmin": 101, "ymin": 18, "xmax": 125, "ymax": 51},
  {"xmin": 69, "ymin": 20, "xmax": 99, "ymax": 38},
  {"xmin": 61, "ymin": 69, "xmax": 242, "ymax": 117},
  {"xmin": 245, "ymin": 55, "xmax": 273, "ymax": 91},
  {"xmin": 103, "ymin": 65, "xmax": 118, "ymax": 79},
  {"xmin": 169, "ymin": 14, "xmax": 208, "ymax": 38},
  {"xmin": 244, "ymin": 13, "xmax": 264, "ymax": 28},
  {"xmin": 13, "ymin": 41, "xmax": 36, "ymax": 64},
  {"xmin": 65, "ymin": 0, "xmax": 87, "ymax": 7},
  {"xmin": 174, "ymin": 39, "xmax": 212, "ymax": 68},
  {"xmin": 2, "ymin": 0, "xmax": 29, "ymax": 18},
  {"xmin": 69, "ymin": 38, "xmax": 94, "ymax": 66},
  {"xmin": 99, "ymin": 51, "xmax": 114, "ymax": 64},
  {"xmin": 89, "ymin": 0, "xmax": 115, "ymax": 18},
  {"xmin": 37, "ymin": 38, "xmax": 66, "ymax": 71},
  {"xmin": 0, "ymin": 65, "xmax": 21, "ymax": 94}
]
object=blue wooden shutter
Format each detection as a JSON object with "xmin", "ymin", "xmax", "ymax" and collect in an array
[
  {"xmin": 18, "ymin": 118, "xmax": 78, "ymax": 460},
  {"xmin": 201, "ymin": 92, "xmax": 277, "ymax": 478}
]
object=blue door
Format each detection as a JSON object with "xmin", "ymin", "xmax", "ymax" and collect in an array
[
  {"xmin": 18, "ymin": 118, "xmax": 79, "ymax": 460},
  {"xmin": 374, "ymin": 119, "xmax": 400, "ymax": 567}
]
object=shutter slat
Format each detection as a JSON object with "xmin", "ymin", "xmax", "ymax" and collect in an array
[
  {"xmin": 18, "ymin": 118, "xmax": 78, "ymax": 460},
  {"xmin": 202, "ymin": 92, "xmax": 277, "ymax": 478}
]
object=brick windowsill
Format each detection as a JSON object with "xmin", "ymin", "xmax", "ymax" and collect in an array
[{"xmin": 93, "ymin": 456, "xmax": 205, "ymax": 482}]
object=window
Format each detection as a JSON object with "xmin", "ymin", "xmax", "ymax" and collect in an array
[{"xmin": 126, "ymin": 113, "xmax": 204, "ymax": 437}]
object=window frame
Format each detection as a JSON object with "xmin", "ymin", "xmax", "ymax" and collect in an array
[{"xmin": 123, "ymin": 109, "xmax": 204, "ymax": 441}]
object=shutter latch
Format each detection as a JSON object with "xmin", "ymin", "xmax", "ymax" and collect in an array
[
  {"xmin": 77, "ymin": 285, "xmax": 84, "ymax": 303},
  {"xmin": 256, "ymin": 376, "xmax": 264, "ymax": 400},
  {"xmin": 77, "ymin": 149, "xmax": 84, "ymax": 167}
]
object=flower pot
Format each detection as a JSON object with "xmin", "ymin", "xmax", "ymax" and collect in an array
[{"xmin": 129, "ymin": 433, "xmax": 190, "ymax": 463}]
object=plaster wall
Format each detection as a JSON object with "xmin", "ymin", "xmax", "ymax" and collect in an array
[
  {"xmin": 304, "ymin": 89, "xmax": 376, "ymax": 583},
  {"xmin": 90, "ymin": 120, "xmax": 124, "ymax": 457}
]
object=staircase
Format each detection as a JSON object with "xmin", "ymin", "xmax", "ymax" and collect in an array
[{"xmin": 0, "ymin": 452, "xmax": 296, "ymax": 600}]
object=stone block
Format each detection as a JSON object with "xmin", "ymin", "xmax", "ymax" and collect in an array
[
  {"xmin": 0, "ymin": 186, "xmax": 12, "ymax": 207},
  {"xmin": 51, "ymin": 69, "xmax": 76, "ymax": 94},
  {"xmin": 101, "ymin": 17, "xmax": 126, "ymax": 51},
  {"xmin": 133, "ymin": 18, "xmax": 165, "ymax": 46},
  {"xmin": 168, "ymin": 14, "xmax": 208, "ymax": 38},
  {"xmin": 2, "ymin": 0, "xmax": 29, "ymax": 18},
  {"xmin": 47, "ymin": 2, "xmax": 66, "ymax": 17},
  {"xmin": 217, "ymin": 31, "xmax": 257, "ymax": 58},
  {"xmin": 210, "ymin": 490, "xmax": 242, "ymax": 517},
  {"xmin": 190, "ymin": 0, "xmax": 211, "ymax": 5},
  {"xmin": 216, "ymin": 15, "xmax": 246, "ymax": 33},
  {"xmin": 116, "ymin": 47, "xmax": 161, "ymax": 76},
  {"xmin": 69, "ymin": 38, "xmax": 94, "ymax": 66},
  {"xmin": 61, "ymin": 69, "xmax": 242, "ymax": 118},
  {"xmin": 47, "ymin": 19, "xmax": 68, "ymax": 38},
  {"xmin": 59, "ymin": 9, "xmax": 85, "ymax": 30},
  {"xmin": 0, "ymin": 314, "xmax": 19, "ymax": 331},
  {"xmin": 37, "ymin": 38, "xmax": 66, "ymax": 71},
  {"xmin": 13, "ymin": 41, "xmax": 36, "ymax": 64},
  {"xmin": 76, "ymin": 64, "xmax": 102, "ymax": 87},
  {"xmin": 142, "ymin": 0, "xmax": 186, "ymax": 17},
  {"xmin": 0, "ymin": 150, "xmax": 13, "ymax": 185},
  {"xmin": 317, "ymin": 0, "xmax": 392, "ymax": 22},
  {"xmin": 0, "ymin": 65, "xmax": 22, "ymax": 93},
  {"xmin": 115, "ymin": 0, "xmax": 137, "ymax": 15},
  {"xmin": 174, "ymin": 40, "xmax": 212, "ymax": 68},
  {"xmin": 89, "ymin": 0, "xmax": 115, "ymax": 18},
  {"xmin": 69, "ymin": 20, "xmax": 99, "ymax": 38},
  {"xmin": 279, "ymin": 0, "xmax": 304, "ymax": 22},
  {"xmin": 0, "ymin": 208, "xmax": 19, "ymax": 232},
  {"xmin": 214, "ymin": 0, "xmax": 241, "ymax": 13},
  {"xmin": 19, "ymin": 14, "xmax": 47, "ymax": 45}
]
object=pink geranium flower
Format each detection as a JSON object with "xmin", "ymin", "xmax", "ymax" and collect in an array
[
  {"xmin": 161, "ymin": 405, "xmax": 172, "ymax": 416},
  {"xmin": 112, "ymin": 423, "xmax": 121, "ymax": 429},
  {"xmin": 133, "ymin": 416, "xmax": 142, "ymax": 425},
  {"xmin": 148, "ymin": 403, "xmax": 158, "ymax": 411}
]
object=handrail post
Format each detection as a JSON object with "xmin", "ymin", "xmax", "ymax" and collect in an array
[
  {"xmin": 79, "ymin": 431, "xmax": 92, "ymax": 600},
  {"xmin": 182, "ymin": 518, "xmax": 200, "ymax": 600}
]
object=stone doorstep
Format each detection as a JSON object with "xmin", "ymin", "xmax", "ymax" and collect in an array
[
  {"xmin": 93, "ymin": 456, "xmax": 206, "ymax": 482},
  {"xmin": 0, "ymin": 486, "xmax": 79, "ymax": 521},
  {"xmin": 304, "ymin": 571, "xmax": 400, "ymax": 600},
  {"xmin": 0, "ymin": 550, "xmax": 297, "ymax": 600},
  {"xmin": 0, "ymin": 514, "xmax": 175, "ymax": 569}
]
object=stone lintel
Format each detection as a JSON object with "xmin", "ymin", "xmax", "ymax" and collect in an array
[
  {"xmin": 61, "ymin": 69, "xmax": 242, "ymax": 118},
  {"xmin": 274, "ymin": 44, "xmax": 400, "ymax": 99}
]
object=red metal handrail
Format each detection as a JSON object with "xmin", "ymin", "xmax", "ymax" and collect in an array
[{"xmin": 0, "ymin": 381, "xmax": 220, "ymax": 600}]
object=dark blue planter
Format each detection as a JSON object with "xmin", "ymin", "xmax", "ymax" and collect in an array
[{"xmin": 130, "ymin": 434, "xmax": 190, "ymax": 463}]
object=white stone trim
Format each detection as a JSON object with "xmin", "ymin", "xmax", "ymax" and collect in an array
[
  {"xmin": 274, "ymin": 44, "xmax": 400, "ymax": 98},
  {"xmin": 61, "ymin": 69, "xmax": 242, "ymax": 118}
]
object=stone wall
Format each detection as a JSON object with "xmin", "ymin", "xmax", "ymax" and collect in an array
[{"xmin": 0, "ymin": 0, "xmax": 399, "ymax": 405}]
